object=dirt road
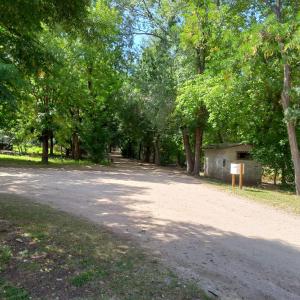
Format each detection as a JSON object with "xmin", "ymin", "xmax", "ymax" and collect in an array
[{"xmin": 0, "ymin": 158, "xmax": 300, "ymax": 299}]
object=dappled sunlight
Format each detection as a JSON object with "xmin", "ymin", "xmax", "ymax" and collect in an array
[
  {"xmin": 0, "ymin": 171, "xmax": 35, "ymax": 178},
  {"xmin": 1, "ymin": 163, "xmax": 300, "ymax": 299}
]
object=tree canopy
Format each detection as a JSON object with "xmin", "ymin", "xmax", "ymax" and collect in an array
[{"xmin": 1, "ymin": 0, "xmax": 299, "ymax": 193}]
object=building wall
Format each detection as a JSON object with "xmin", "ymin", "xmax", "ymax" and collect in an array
[{"xmin": 204, "ymin": 145, "xmax": 262, "ymax": 185}]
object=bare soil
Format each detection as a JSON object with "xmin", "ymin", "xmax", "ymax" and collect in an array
[{"xmin": 0, "ymin": 156, "xmax": 300, "ymax": 300}]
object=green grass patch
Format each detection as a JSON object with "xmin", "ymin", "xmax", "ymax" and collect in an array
[
  {"xmin": 201, "ymin": 177, "xmax": 300, "ymax": 214},
  {"xmin": 0, "ymin": 194, "xmax": 209, "ymax": 299},
  {"xmin": 0, "ymin": 154, "xmax": 109, "ymax": 168},
  {"xmin": 70, "ymin": 268, "xmax": 109, "ymax": 287},
  {"xmin": 0, "ymin": 246, "xmax": 12, "ymax": 271},
  {"xmin": 70, "ymin": 270, "xmax": 96, "ymax": 287},
  {"xmin": 0, "ymin": 278, "xmax": 29, "ymax": 300}
]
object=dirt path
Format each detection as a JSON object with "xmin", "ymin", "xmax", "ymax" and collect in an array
[{"xmin": 0, "ymin": 157, "xmax": 300, "ymax": 299}]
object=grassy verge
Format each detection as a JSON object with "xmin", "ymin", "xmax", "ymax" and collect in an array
[
  {"xmin": 200, "ymin": 177, "xmax": 300, "ymax": 215},
  {"xmin": 0, "ymin": 154, "xmax": 108, "ymax": 168},
  {"xmin": 0, "ymin": 194, "xmax": 209, "ymax": 300}
]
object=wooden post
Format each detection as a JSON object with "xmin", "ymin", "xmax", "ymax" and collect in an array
[
  {"xmin": 239, "ymin": 163, "xmax": 244, "ymax": 190},
  {"xmin": 232, "ymin": 174, "xmax": 235, "ymax": 189}
]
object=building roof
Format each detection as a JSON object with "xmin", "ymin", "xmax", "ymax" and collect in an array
[{"xmin": 203, "ymin": 143, "xmax": 251, "ymax": 150}]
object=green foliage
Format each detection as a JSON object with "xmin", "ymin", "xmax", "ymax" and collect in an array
[{"xmin": 1, "ymin": 0, "xmax": 299, "ymax": 185}]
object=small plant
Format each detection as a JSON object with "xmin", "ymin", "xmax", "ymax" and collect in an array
[
  {"xmin": 70, "ymin": 270, "xmax": 95, "ymax": 287},
  {"xmin": 0, "ymin": 245, "xmax": 12, "ymax": 271},
  {"xmin": 0, "ymin": 281, "xmax": 29, "ymax": 300}
]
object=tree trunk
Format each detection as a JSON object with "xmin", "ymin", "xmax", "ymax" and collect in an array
[
  {"xmin": 72, "ymin": 132, "xmax": 80, "ymax": 160},
  {"xmin": 42, "ymin": 131, "xmax": 49, "ymax": 164},
  {"xmin": 154, "ymin": 136, "xmax": 160, "ymax": 165},
  {"xmin": 49, "ymin": 132, "xmax": 54, "ymax": 156},
  {"xmin": 270, "ymin": 0, "xmax": 300, "ymax": 193},
  {"xmin": 66, "ymin": 148, "xmax": 70, "ymax": 158},
  {"xmin": 138, "ymin": 142, "xmax": 142, "ymax": 161},
  {"xmin": 274, "ymin": 169, "xmax": 278, "ymax": 185},
  {"xmin": 144, "ymin": 146, "xmax": 151, "ymax": 163},
  {"xmin": 182, "ymin": 127, "xmax": 194, "ymax": 174},
  {"xmin": 42, "ymin": 94, "xmax": 49, "ymax": 164},
  {"xmin": 281, "ymin": 165, "xmax": 287, "ymax": 185},
  {"xmin": 152, "ymin": 146, "xmax": 156, "ymax": 164},
  {"xmin": 193, "ymin": 126, "xmax": 203, "ymax": 176},
  {"xmin": 286, "ymin": 121, "xmax": 300, "ymax": 193},
  {"xmin": 281, "ymin": 63, "xmax": 300, "ymax": 194}
]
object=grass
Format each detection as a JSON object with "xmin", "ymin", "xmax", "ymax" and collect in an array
[
  {"xmin": 200, "ymin": 177, "xmax": 300, "ymax": 215},
  {"xmin": 13, "ymin": 145, "xmax": 61, "ymax": 156},
  {"xmin": 0, "ymin": 154, "xmax": 108, "ymax": 168},
  {"xmin": 0, "ymin": 194, "xmax": 209, "ymax": 300},
  {"xmin": 0, "ymin": 279, "xmax": 29, "ymax": 300}
]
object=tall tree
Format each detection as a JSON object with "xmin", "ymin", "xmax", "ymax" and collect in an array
[{"xmin": 261, "ymin": 0, "xmax": 300, "ymax": 193}]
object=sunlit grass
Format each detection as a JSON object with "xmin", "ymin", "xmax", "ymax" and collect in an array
[
  {"xmin": 201, "ymin": 177, "xmax": 300, "ymax": 215},
  {"xmin": 13, "ymin": 145, "xmax": 61, "ymax": 156},
  {"xmin": 0, "ymin": 154, "xmax": 108, "ymax": 167}
]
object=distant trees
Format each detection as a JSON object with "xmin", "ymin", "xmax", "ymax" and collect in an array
[
  {"xmin": 121, "ymin": 0, "xmax": 300, "ymax": 192},
  {"xmin": 1, "ymin": 0, "xmax": 299, "ymax": 193},
  {"xmin": 1, "ymin": 0, "xmax": 123, "ymax": 163}
]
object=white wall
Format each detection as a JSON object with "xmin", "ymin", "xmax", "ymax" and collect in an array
[{"xmin": 204, "ymin": 145, "xmax": 262, "ymax": 185}]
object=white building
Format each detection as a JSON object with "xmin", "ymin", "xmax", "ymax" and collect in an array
[{"xmin": 203, "ymin": 143, "xmax": 262, "ymax": 185}]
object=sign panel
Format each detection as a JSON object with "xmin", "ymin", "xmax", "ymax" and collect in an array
[{"xmin": 230, "ymin": 163, "xmax": 244, "ymax": 175}]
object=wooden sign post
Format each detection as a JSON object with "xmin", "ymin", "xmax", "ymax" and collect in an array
[
  {"xmin": 232, "ymin": 173, "xmax": 235, "ymax": 189},
  {"xmin": 231, "ymin": 163, "xmax": 244, "ymax": 190},
  {"xmin": 239, "ymin": 163, "xmax": 244, "ymax": 190}
]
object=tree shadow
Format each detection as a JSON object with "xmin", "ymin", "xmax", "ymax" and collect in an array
[{"xmin": 0, "ymin": 166, "xmax": 300, "ymax": 299}]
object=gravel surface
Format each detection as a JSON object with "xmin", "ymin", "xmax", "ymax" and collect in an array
[{"xmin": 0, "ymin": 157, "xmax": 300, "ymax": 300}]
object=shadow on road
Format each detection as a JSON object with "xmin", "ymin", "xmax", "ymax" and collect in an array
[{"xmin": 0, "ymin": 159, "xmax": 300, "ymax": 300}]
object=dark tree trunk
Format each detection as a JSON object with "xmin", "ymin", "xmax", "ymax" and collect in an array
[
  {"xmin": 72, "ymin": 132, "xmax": 80, "ymax": 160},
  {"xmin": 274, "ymin": 169, "xmax": 278, "ymax": 185},
  {"xmin": 66, "ymin": 148, "xmax": 70, "ymax": 158},
  {"xmin": 176, "ymin": 151, "xmax": 182, "ymax": 167},
  {"xmin": 154, "ymin": 136, "xmax": 160, "ymax": 165},
  {"xmin": 281, "ymin": 166, "xmax": 287, "ymax": 185},
  {"xmin": 218, "ymin": 131, "xmax": 224, "ymax": 143},
  {"xmin": 42, "ymin": 131, "xmax": 49, "ymax": 164},
  {"xmin": 144, "ymin": 146, "xmax": 151, "ymax": 163},
  {"xmin": 138, "ymin": 143, "xmax": 142, "ymax": 160},
  {"xmin": 182, "ymin": 127, "xmax": 194, "ymax": 174},
  {"xmin": 152, "ymin": 146, "xmax": 156, "ymax": 164},
  {"xmin": 49, "ymin": 132, "xmax": 54, "ymax": 156},
  {"xmin": 193, "ymin": 127, "xmax": 203, "ymax": 176}
]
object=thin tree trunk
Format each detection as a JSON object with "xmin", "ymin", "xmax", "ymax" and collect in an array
[
  {"xmin": 42, "ymin": 93, "xmax": 49, "ymax": 164},
  {"xmin": 49, "ymin": 132, "xmax": 54, "ymax": 156},
  {"xmin": 42, "ymin": 131, "xmax": 49, "ymax": 164},
  {"xmin": 154, "ymin": 136, "xmax": 160, "ymax": 165},
  {"xmin": 66, "ymin": 147, "xmax": 70, "ymax": 158},
  {"xmin": 72, "ymin": 132, "xmax": 80, "ymax": 160},
  {"xmin": 193, "ymin": 126, "xmax": 203, "ymax": 176},
  {"xmin": 144, "ymin": 146, "xmax": 151, "ymax": 163},
  {"xmin": 281, "ymin": 166, "xmax": 287, "ymax": 185},
  {"xmin": 218, "ymin": 131, "xmax": 224, "ymax": 143},
  {"xmin": 274, "ymin": 169, "xmax": 278, "ymax": 185},
  {"xmin": 182, "ymin": 127, "xmax": 194, "ymax": 174},
  {"xmin": 138, "ymin": 142, "xmax": 142, "ymax": 160},
  {"xmin": 152, "ymin": 145, "xmax": 156, "ymax": 164}
]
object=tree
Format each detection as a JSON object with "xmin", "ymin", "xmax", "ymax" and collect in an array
[{"xmin": 261, "ymin": 0, "xmax": 300, "ymax": 193}]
